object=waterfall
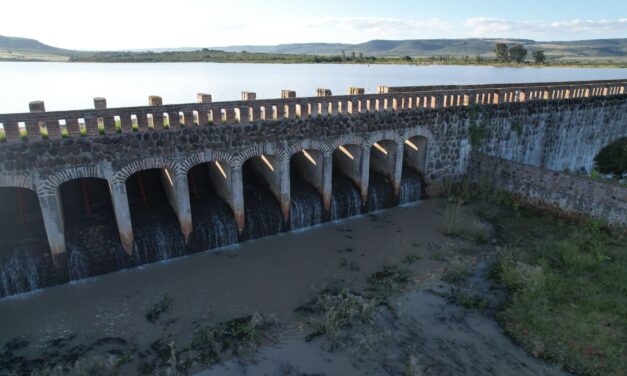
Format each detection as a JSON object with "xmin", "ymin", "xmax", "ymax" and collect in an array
[
  {"xmin": 367, "ymin": 172, "xmax": 396, "ymax": 212},
  {"xmin": 399, "ymin": 168, "xmax": 423, "ymax": 205},
  {"xmin": 132, "ymin": 205, "xmax": 186, "ymax": 264},
  {"xmin": 188, "ymin": 196, "xmax": 238, "ymax": 252},
  {"xmin": 68, "ymin": 246, "xmax": 89, "ymax": 281},
  {"xmin": 290, "ymin": 177, "xmax": 323, "ymax": 230},
  {"xmin": 241, "ymin": 188, "xmax": 284, "ymax": 240},
  {"xmin": 0, "ymin": 251, "xmax": 39, "ymax": 297},
  {"xmin": 331, "ymin": 175, "xmax": 362, "ymax": 221}
]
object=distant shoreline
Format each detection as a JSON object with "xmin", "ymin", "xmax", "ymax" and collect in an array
[{"xmin": 1, "ymin": 58, "xmax": 626, "ymax": 69}]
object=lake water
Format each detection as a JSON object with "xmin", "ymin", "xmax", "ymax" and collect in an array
[{"xmin": 0, "ymin": 62, "xmax": 625, "ymax": 113}]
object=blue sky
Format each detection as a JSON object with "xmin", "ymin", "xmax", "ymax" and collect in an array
[{"xmin": 1, "ymin": 0, "xmax": 626, "ymax": 49}]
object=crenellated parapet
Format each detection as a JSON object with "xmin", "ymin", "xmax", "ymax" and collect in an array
[{"xmin": 0, "ymin": 80, "xmax": 624, "ymax": 144}]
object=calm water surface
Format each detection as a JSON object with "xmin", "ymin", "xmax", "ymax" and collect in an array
[{"xmin": 0, "ymin": 62, "xmax": 625, "ymax": 113}]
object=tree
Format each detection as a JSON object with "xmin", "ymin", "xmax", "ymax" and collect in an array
[
  {"xmin": 475, "ymin": 54, "xmax": 483, "ymax": 63},
  {"xmin": 594, "ymin": 137, "xmax": 627, "ymax": 178},
  {"xmin": 494, "ymin": 43, "xmax": 509, "ymax": 63},
  {"xmin": 341, "ymin": 50, "xmax": 346, "ymax": 61},
  {"xmin": 532, "ymin": 50, "xmax": 546, "ymax": 64},
  {"xmin": 509, "ymin": 44, "xmax": 528, "ymax": 63}
]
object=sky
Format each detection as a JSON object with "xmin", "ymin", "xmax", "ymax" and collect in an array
[{"xmin": 1, "ymin": 0, "xmax": 626, "ymax": 50}]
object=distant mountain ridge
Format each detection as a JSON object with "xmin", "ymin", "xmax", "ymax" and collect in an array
[
  {"xmin": 1, "ymin": 35, "xmax": 626, "ymax": 62},
  {"xmin": 0, "ymin": 35, "xmax": 68, "ymax": 54},
  {"xmin": 212, "ymin": 38, "xmax": 627, "ymax": 59}
]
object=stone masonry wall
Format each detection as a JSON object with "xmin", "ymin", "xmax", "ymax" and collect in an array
[
  {"xmin": 1, "ymin": 95, "xmax": 625, "ymax": 196},
  {"xmin": 478, "ymin": 96, "xmax": 627, "ymax": 172},
  {"xmin": 468, "ymin": 153, "xmax": 627, "ymax": 226}
]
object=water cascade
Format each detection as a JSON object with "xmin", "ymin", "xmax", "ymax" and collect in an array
[
  {"xmin": 290, "ymin": 176, "xmax": 323, "ymax": 229},
  {"xmin": 330, "ymin": 175, "xmax": 363, "ymax": 221},
  {"xmin": 240, "ymin": 163, "xmax": 285, "ymax": 240},
  {"xmin": 399, "ymin": 168, "xmax": 423, "ymax": 205},
  {"xmin": 367, "ymin": 172, "xmax": 397, "ymax": 212}
]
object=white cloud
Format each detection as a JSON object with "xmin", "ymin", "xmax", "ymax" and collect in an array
[
  {"xmin": 303, "ymin": 17, "xmax": 453, "ymax": 40},
  {"xmin": 464, "ymin": 17, "xmax": 627, "ymax": 38}
]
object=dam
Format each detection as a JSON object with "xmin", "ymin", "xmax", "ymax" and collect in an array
[{"xmin": 0, "ymin": 79, "xmax": 625, "ymax": 297}]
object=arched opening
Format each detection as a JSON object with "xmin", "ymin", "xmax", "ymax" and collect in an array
[
  {"xmin": 0, "ymin": 187, "xmax": 48, "ymax": 297},
  {"xmin": 290, "ymin": 149, "xmax": 324, "ymax": 229},
  {"xmin": 331, "ymin": 144, "xmax": 363, "ymax": 220},
  {"xmin": 125, "ymin": 169, "xmax": 185, "ymax": 263},
  {"xmin": 241, "ymin": 155, "xmax": 284, "ymax": 240},
  {"xmin": 401, "ymin": 136, "xmax": 428, "ymax": 204},
  {"xmin": 186, "ymin": 162, "xmax": 238, "ymax": 252},
  {"xmin": 59, "ymin": 178, "xmax": 125, "ymax": 280},
  {"xmin": 368, "ymin": 139, "xmax": 398, "ymax": 212}
]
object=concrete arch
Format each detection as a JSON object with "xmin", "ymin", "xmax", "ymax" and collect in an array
[
  {"xmin": 113, "ymin": 157, "xmax": 181, "ymax": 184},
  {"xmin": 286, "ymin": 140, "xmax": 333, "ymax": 157},
  {"xmin": 38, "ymin": 166, "xmax": 106, "ymax": 196},
  {"xmin": 233, "ymin": 144, "xmax": 289, "ymax": 169},
  {"xmin": 400, "ymin": 126, "xmax": 435, "ymax": 145},
  {"xmin": 0, "ymin": 174, "xmax": 36, "ymax": 191},
  {"xmin": 331, "ymin": 135, "xmax": 369, "ymax": 149},
  {"xmin": 366, "ymin": 130, "xmax": 403, "ymax": 147},
  {"xmin": 178, "ymin": 150, "xmax": 237, "ymax": 175}
]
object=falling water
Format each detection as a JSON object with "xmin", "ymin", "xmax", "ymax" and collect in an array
[
  {"xmin": 0, "ymin": 250, "xmax": 39, "ymax": 297},
  {"xmin": 367, "ymin": 172, "xmax": 396, "ymax": 212},
  {"xmin": 188, "ymin": 196, "xmax": 238, "ymax": 252},
  {"xmin": 290, "ymin": 177, "xmax": 323, "ymax": 229},
  {"xmin": 399, "ymin": 168, "xmax": 423, "ymax": 205},
  {"xmin": 331, "ymin": 175, "xmax": 363, "ymax": 221},
  {"xmin": 132, "ymin": 206, "xmax": 186, "ymax": 264},
  {"xmin": 67, "ymin": 246, "xmax": 89, "ymax": 281},
  {"xmin": 241, "ymin": 188, "xmax": 284, "ymax": 240}
]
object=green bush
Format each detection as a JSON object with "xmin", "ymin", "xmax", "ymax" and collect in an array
[{"xmin": 593, "ymin": 137, "xmax": 627, "ymax": 178}]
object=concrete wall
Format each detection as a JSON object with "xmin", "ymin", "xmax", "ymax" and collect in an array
[{"xmin": 468, "ymin": 154, "xmax": 627, "ymax": 226}]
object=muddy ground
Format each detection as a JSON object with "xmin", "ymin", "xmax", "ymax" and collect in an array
[{"xmin": 0, "ymin": 199, "xmax": 568, "ymax": 375}]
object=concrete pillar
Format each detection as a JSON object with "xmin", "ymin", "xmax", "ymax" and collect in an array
[
  {"xmin": 93, "ymin": 97, "xmax": 107, "ymax": 109},
  {"xmin": 279, "ymin": 158, "xmax": 291, "ymax": 221},
  {"xmin": 359, "ymin": 145, "xmax": 370, "ymax": 205},
  {"xmin": 29, "ymin": 101, "xmax": 45, "ymax": 112},
  {"xmin": 242, "ymin": 92, "xmax": 256, "ymax": 101},
  {"xmin": 231, "ymin": 167, "xmax": 245, "ymax": 231},
  {"xmin": 174, "ymin": 173, "xmax": 192, "ymax": 241},
  {"xmin": 38, "ymin": 193, "xmax": 66, "ymax": 266},
  {"xmin": 322, "ymin": 152, "xmax": 333, "ymax": 212},
  {"xmin": 110, "ymin": 182, "xmax": 134, "ymax": 254},
  {"xmin": 281, "ymin": 90, "xmax": 296, "ymax": 98},
  {"xmin": 197, "ymin": 93, "xmax": 212, "ymax": 103},
  {"xmin": 392, "ymin": 143, "xmax": 404, "ymax": 196},
  {"xmin": 159, "ymin": 169, "xmax": 192, "ymax": 241}
]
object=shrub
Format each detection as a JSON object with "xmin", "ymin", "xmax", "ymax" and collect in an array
[{"xmin": 593, "ymin": 137, "xmax": 627, "ymax": 178}]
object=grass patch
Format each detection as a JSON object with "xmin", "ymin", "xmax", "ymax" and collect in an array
[
  {"xmin": 366, "ymin": 264, "xmax": 412, "ymax": 299},
  {"xmin": 441, "ymin": 201, "xmax": 490, "ymax": 244},
  {"xmin": 490, "ymin": 214, "xmax": 626, "ymax": 376},
  {"xmin": 402, "ymin": 253, "xmax": 421, "ymax": 265},
  {"xmin": 145, "ymin": 293, "xmax": 173, "ymax": 322},
  {"xmin": 297, "ymin": 285, "xmax": 375, "ymax": 349},
  {"xmin": 190, "ymin": 312, "xmax": 277, "ymax": 364}
]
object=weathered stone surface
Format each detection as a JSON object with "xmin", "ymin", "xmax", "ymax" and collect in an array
[{"xmin": 468, "ymin": 153, "xmax": 627, "ymax": 226}]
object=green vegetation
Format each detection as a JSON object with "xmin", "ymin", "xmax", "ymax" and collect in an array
[
  {"xmin": 485, "ymin": 206, "xmax": 626, "ymax": 376},
  {"xmin": 190, "ymin": 313, "xmax": 277, "ymax": 364},
  {"xmin": 593, "ymin": 137, "xmax": 627, "ymax": 179},
  {"xmin": 145, "ymin": 293, "xmax": 173, "ymax": 322},
  {"xmin": 3, "ymin": 35, "xmax": 627, "ymax": 66},
  {"xmin": 532, "ymin": 50, "xmax": 547, "ymax": 64}
]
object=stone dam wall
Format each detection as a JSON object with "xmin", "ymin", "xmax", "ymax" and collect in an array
[
  {"xmin": 469, "ymin": 153, "xmax": 627, "ymax": 226},
  {"xmin": 0, "ymin": 79, "xmax": 625, "ymax": 297}
]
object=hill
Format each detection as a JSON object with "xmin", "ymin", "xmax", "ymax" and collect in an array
[
  {"xmin": 214, "ymin": 38, "xmax": 627, "ymax": 60},
  {"xmin": 0, "ymin": 35, "xmax": 71, "ymax": 61}
]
